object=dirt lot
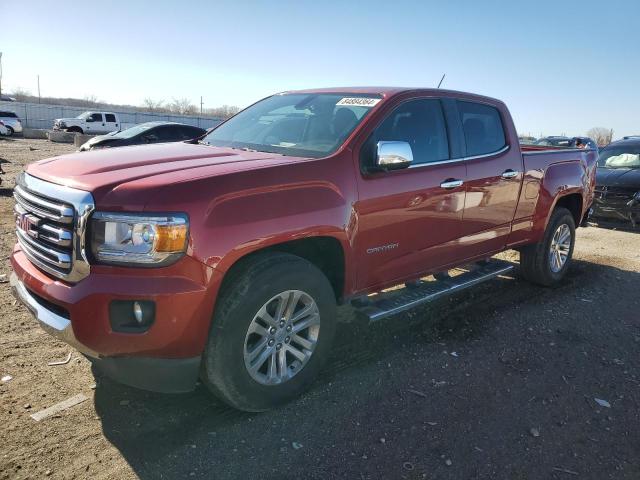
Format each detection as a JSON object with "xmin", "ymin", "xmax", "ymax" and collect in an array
[{"xmin": 1, "ymin": 138, "xmax": 639, "ymax": 479}]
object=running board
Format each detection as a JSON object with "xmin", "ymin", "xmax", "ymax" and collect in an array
[{"xmin": 354, "ymin": 260, "xmax": 515, "ymax": 323}]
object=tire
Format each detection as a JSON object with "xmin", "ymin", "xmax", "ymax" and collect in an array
[
  {"xmin": 201, "ymin": 252, "xmax": 337, "ymax": 411},
  {"xmin": 5, "ymin": 126, "xmax": 13, "ymax": 137},
  {"xmin": 519, "ymin": 207, "xmax": 576, "ymax": 286}
]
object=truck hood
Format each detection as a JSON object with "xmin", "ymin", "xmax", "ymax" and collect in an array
[
  {"xmin": 54, "ymin": 118, "xmax": 80, "ymax": 123},
  {"xmin": 596, "ymin": 167, "xmax": 640, "ymax": 188},
  {"xmin": 26, "ymin": 142, "xmax": 306, "ymax": 206}
]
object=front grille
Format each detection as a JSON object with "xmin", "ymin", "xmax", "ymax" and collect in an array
[
  {"xmin": 14, "ymin": 173, "xmax": 95, "ymax": 282},
  {"xmin": 595, "ymin": 186, "xmax": 638, "ymax": 200}
]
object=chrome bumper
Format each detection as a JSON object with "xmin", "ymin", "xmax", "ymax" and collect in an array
[{"xmin": 10, "ymin": 273, "xmax": 98, "ymax": 358}]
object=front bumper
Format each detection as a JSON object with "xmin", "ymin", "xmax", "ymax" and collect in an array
[
  {"xmin": 10, "ymin": 246, "xmax": 224, "ymax": 393},
  {"xmin": 591, "ymin": 199, "xmax": 640, "ymax": 229},
  {"xmin": 10, "ymin": 272, "xmax": 99, "ymax": 357}
]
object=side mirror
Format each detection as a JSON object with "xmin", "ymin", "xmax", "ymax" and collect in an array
[
  {"xmin": 376, "ymin": 141, "xmax": 413, "ymax": 170},
  {"xmin": 86, "ymin": 117, "xmax": 94, "ymax": 123}
]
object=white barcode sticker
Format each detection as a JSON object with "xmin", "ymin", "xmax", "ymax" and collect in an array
[{"xmin": 336, "ymin": 97, "xmax": 381, "ymax": 107}]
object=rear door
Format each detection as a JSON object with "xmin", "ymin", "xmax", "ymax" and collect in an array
[
  {"xmin": 354, "ymin": 97, "xmax": 469, "ymax": 290},
  {"xmin": 104, "ymin": 113, "xmax": 119, "ymax": 132},
  {"xmin": 456, "ymin": 100, "xmax": 522, "ymax": 255}
]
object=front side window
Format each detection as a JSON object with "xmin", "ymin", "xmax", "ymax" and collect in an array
[
  {"xmin": 201, "ymin": 93, "xmax": 380, "ymax": 158},
  {"xmin": 364, "ymin": 98, "xmax": 450, "ymax": 167},
  {"xmin": 89, "ymin": 113, "xmax": 103, "ymax": 122},
  {"xmin": 458, "ymin": 101, "xmax": 506, "ymax": 156}
]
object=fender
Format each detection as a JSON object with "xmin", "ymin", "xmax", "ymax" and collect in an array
[
  {"xmin": 143, "ymin": 152, "xmax": 359, "ymax": 297},
  {"xmin": 533, "ymin": 160, "xmax": 588, "ymax": 238}
]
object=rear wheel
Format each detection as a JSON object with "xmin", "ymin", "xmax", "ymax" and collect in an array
[
  {"xmin": 201, "ymin": 253, "xmax": 337, "ymax": 411},
  {"xmin": 519, "ymin": 207, "xmax": 576, "ymax": 286}
]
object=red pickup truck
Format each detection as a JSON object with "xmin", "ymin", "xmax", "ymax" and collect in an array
[{"xmin": 11, "ymin": 87, "xmax": 597, "ymax": 411}]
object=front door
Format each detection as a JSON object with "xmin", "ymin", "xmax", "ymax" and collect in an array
[
  {"xmin": 354, "ymin": 98, "xmax": 468, "ymax": 291},
  {"xmin": 86, "ymin": 112, "xmax": 104, "ymax": 133}
]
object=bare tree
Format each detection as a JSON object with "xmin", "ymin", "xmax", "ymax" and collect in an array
[
  {"xmin": 169, "ymin": 97, "xmax": 197, "ymax": 115},
  {"xmin": 587, "ymin": 127, "xmax": 613, "ymax": 146},
  {"xmin": 206, "ymin": 104, "xmax": 240, "ymax": 118},
  {"xmin": 142, "ymin": 97, "xmax": 165, "ymax": 112},
  {"xmin": 83, "ymin": 94, "xmax": 98, "ymax": 105},
  {"xmin": 11, "ymin": 87, "xmax": 32, "ymax": 101}
]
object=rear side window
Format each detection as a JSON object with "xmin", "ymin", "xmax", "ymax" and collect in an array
[
  {"xmin": 155, "ymin": 126, "xmax": 179, "ymax": 141},
  {"xmin": 368, "ymin": 99, "xmax": 449, "ymax": 165},
  {"xmin": 458, "ymin": 101, "xmax": 506, "ymax": 156},
  {"xmin": 105, "ymin": 114, "xmax": 116, "ymax": 122},
  {"xmin": 180, "ymin": 126, "xmax": 203, "ymax": 139}
]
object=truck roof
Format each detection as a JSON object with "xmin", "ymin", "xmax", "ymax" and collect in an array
[{"xmin": 280, "ymin": 86, "xmax": 504, "ymax": 105}]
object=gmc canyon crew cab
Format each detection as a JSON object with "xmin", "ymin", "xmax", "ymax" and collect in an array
[
  {"xmin": 11, "ymin": 88, "xmax": 597, "ymax": 411},
  {"xmin": 53, "ymin": 111, "xmax": 124, "ymax": 134}
]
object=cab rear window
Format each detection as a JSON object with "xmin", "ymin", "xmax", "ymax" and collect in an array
[{"xmin": 457, "ymin": 101, "xmax": 506, "ymax": 156}]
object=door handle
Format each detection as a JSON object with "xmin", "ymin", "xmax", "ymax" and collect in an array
[
  {"xmin": 501, "ymin": 169, "xmax": 520, "ymax": 179},
  {"xmin": 440, "ymin": 179, "xmax": 464, "ymax": 189}
]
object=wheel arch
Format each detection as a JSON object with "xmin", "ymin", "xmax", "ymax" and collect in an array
[
  {"xmin": 553, "ymin": 193, "xmax": 583, "ymax": 226},
  {"xmin": 216, "ymin": 235, "xmax": 347, "ymax": 303}
]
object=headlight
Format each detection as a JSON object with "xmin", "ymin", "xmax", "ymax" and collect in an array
[{"xmin": 90, "ymin": 212, "xmax": 188, "ymax": 266}]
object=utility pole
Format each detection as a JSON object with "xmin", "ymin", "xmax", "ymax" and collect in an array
[
  {"xmin": 37, "ymin": 75, "xmax": 41, "ymax": 103},
  {"xmin": 200, "ymin": 96, "xmax": 203, "ymax": 115},
  {"xmin": 0, "ymin": 52, "xmax": 3, "ymax": 99}
]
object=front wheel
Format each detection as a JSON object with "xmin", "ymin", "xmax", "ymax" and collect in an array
[
  {"xmin": 5, "ymin": 126, "xmax": 14, "ymax": 137},
  {"xmin": 201, "ymin": 253, "xmax": 337, "ymax": 411},
  {"xmin": 519, "ymin": 207, "xmax": 576, "ymax": 286}
]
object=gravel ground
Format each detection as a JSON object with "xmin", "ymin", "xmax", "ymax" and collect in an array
[{"xmin": 1, "ymin": 138, "xmax": 639, "ymax": 480}]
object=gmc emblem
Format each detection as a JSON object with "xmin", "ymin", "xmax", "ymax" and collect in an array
[{"xmin": 16, "ymin": 213, "xmax": 39, "ymax": 238}]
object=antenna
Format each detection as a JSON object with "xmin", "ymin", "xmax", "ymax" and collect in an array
[{"xmin": 437, "ymin": 73, "xmax": 446, "ymax": 89}]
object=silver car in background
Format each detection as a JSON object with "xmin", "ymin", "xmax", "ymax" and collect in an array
[{"xmin": 0, "ymin": 111, "xmax": 23, "ymax": 136}]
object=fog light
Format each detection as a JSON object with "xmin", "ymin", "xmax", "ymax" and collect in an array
[
  {"xmin": 133, "ymin": 301, "xmax": 143, "ymax": 324},
  {"xmin": 109, "ymin": 300, "xmax": 156, "ymax": 333}
]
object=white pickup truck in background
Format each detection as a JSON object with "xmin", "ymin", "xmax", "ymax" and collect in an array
[{"xmin": 53, "ymin": 111, "xmax": 129, "ymax": 134}]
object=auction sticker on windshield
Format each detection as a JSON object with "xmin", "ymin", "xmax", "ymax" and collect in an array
[{"xmin": 336, "ymin": 97, "xmax": 381, "ymax": 107}]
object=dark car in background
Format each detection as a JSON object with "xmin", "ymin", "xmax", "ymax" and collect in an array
[
  {"xmin": 79, "ymin": 121, "xmax": 206, "ymax": 151},
  {"xmin": 535, "ymin": 136, "xmax": 572, "ymax": 147},
  {"xmin": 592, "ymin": 136, "xmax": 640, "ymax": 229},
  {"xmin": 535, "ymin": 136, "xmax": 597, "ymax": 149}
]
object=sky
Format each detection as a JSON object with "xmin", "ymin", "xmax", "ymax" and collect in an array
[{"xmin": 1, "ymin": 0, "xmax": 639, "ymax": 138}]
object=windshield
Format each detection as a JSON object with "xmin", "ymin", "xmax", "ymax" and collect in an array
[
  {"xmin": 598, "ymin": 145, "xmax": 640, "ymax": 169},
  {"xmin": 75, "ymin": 112, "xmax": 90, "ymax": 120},
  {"xmin": 111, "ymin": 123, "xmax": 156, "ymax": 139},
  {"xmin": 201, "ymin": 93, "xmax": 380, "ymax": 158}
]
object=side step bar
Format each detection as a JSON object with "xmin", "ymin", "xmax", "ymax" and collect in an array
[{"xmin": 354, "ymin": 260, "xmax": 515, "ymax": 322}]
